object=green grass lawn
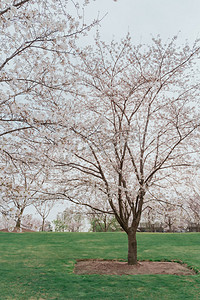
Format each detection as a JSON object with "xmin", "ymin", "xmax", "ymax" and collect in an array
[{"xmin": 0, "ymin": 232, "xmax": 200, "ymax": 299}]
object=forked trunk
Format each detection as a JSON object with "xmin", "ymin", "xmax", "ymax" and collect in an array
[{"xmin": 127, "ymin": 230, "xmax": 137, "ymax": 265}]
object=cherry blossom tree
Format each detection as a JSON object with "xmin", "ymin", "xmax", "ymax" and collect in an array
[
  {"xmin": 184, "ymin": 175, "xmax": 200, "ymax": 231},
  {"xmin": 34, "ymin": 199, "xmax": 55, "ymax": 231},
  {"xmin": 0, "ymin": 213, "xmax": 15, "ymax": 231},
  {"xmin": 20, "ymin": 214, "xmax": 42, "ymax": 231},
  {"xmin": 0, "ymin": 0, "xmax": 100, "ymax": 178},
  {"xmin": 44, "ymin": 35, "xmax": 200, "ymax": 264},
  {"xmin": 0, "ymin": 0, "xmax": 101, "ymax": 230},
  {"xmin": 0, "ymin": 150, "xmax": 49, "ymax": 231},
  {"xmin": 1, "ymin": 2, "xmax": 200, "ymax": 263},
  {"xmin": 140, "ymin": 171, "xmax": 191, "ymax": 232},
  {"xmin": 187, "ymin": 197, "xmax": 200, "ymax": 231},
  {"xmin": 1, "ymin": 1, "xmax": 97, "ymax": 122},
  {"xmin": 141, "ymin": 200, "xmax": 187, "ymax": 232}
]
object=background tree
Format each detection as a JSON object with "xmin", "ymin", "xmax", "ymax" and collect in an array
[
  {"xmin": 20, "ymin": 214, "xmax": 42, "ymax": 231},
  {"xmin": 185, "ymin": 175, "xmax": 200, "ymax": 231},
  {"xmin": 0, "ymin": 213, "xmax": 15, "ymax": 231},
  {"xmin": 89, "ymin": 211, "xmax": 122, "ymax": 232},
  {"xmin": 0, "ymin": 151, "xmax": 48, "ymax": 231},
  {"xmin": 187, "ymin": 197, "xmax": 200, "ymax": 231},
  {"xmin": 142, "ymin": 201, "xmax": 186, "ymax": 232},
  {"xmin": 0, "ymin": 0, "xmax": 91, "ymax": 133},
  {"xmin": 0, "ymin": 1, "xmax": 102, "ymax": 229},
  {"xmin": 0, "ymin": 0, "xmax": 100, "ymax": 195},
  {"xmin": 141, "ymin": 174, "xmax": 189, "ymax": 232},
  {"xmin": 34, "ymin": 199, "xmax": 55, "ymax": 231},
  {"xmin": 86, "ymin": 204, "xmax": 122, "ymax": 232},
  {"xmin": 53, "ymin": 207, "xmax": 84, "ymax": 232},
  {"xmin": 44, "ymin": 36, "xmax": 200, "ymax": 264}
]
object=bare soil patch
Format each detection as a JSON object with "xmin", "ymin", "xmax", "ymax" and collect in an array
[{"xmin": 74, "ymin": 259, "xmax": 196, "ymax": 275}]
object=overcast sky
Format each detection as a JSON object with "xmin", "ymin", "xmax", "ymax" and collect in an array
[{"xmin": 86, "ymin": 0, "xmax": 200, "ymax": 44}]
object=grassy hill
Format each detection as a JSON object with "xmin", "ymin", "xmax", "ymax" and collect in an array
[{"xmin": 0, "ymin": 232, "xmax": 200, "ymax": 299}]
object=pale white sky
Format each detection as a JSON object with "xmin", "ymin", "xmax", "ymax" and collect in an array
[{"xmin": 85, "ymin": 0, "xmax": 200, "ymax": 44}]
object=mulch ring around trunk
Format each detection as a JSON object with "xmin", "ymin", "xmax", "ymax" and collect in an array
[{"xmin": 74, "ymin": 259, "xmax": 197, "ymax": 275}]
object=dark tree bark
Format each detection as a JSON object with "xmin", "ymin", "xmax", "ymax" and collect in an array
[
  {"xmin": 127, "ymin": 229, "xmax": 137, "ymax": 265},
  {"xmin": 16, "ymin": 217, "xmax": 22, "ymax": 230},
  {"xmin": 41, "ymin": 217, "xmax": 45, "ymax": 231},
  {"xmin": 15, "ymin": 208, "xmax": 24, "ymax": 231}
]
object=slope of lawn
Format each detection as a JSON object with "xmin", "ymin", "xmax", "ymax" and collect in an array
[{"xmin": 0, "ymin": 232, "xmax": 200, "ymax": 299}]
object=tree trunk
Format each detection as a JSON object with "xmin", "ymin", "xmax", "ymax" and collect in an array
[
  {"xmin": 127, "ymin": 230, "xmax": 137, "ymax": 265},
  {"xmin": 41, "ymin": 217, "xmax": 45, "ymax": 231},
  {"xmin": 15, "ymin": 208, "xmax": 24, "ymax": 232},
  {"xmin": 168, "ymin": 217, "xmax": 172, "ymax": 232},
  {"xmin": 16, "ymin": 217, "xmax": 21, "ymax": 231}
]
